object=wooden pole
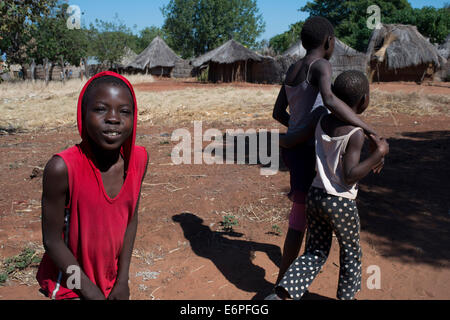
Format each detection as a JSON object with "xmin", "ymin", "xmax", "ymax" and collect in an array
[{"xmin": 61, "ymin": 56, "xmax": 65, "ymax": 85}]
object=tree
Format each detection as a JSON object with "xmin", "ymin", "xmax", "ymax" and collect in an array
[
  {"xmin": 29, "ymin": 2, "xmax": 89, "ymax": 66},
  {"xmin": 269, "ymin": 21, "xmax": 304, "ymax": 54},
  {"xmin": 300, "ymin": 0, "xmax": 449, "ymax": 51},
  {"xmin": 0, "ymin": 0, "xmax": 57, "ymax": 66},
  {"xmin": 161, "ymin": 0, "xmax": 197, "ymax": 58},
  {"xmin": 162, "ymin": 0, "xmax": 265, "ymax": 58},
  {"xmin": 88, "ymin": 15, "xmax": 137, "ymax": 69}
]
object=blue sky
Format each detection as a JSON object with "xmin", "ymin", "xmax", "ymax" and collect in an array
[{"xmin": 68, "ymin": 0, "xmax": 447, "ymax": 40}]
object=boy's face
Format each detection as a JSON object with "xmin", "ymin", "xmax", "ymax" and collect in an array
[{"xmin": 84, "ymin": 83, "xmax": 134, "ymax": 151}]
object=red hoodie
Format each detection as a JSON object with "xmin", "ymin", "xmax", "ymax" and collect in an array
[{"xmin": 36, "ymin": 71, "xmax": 148, "ymax": 299}]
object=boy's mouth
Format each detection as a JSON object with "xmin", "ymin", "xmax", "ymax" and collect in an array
[{"xmin": 102, "ymin": 130, "xmax": 122, "ymax": 138}]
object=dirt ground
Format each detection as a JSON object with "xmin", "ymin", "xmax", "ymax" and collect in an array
[{"xmin": 0, "ymin": 80, "xmax": 449, "ymax": 300}]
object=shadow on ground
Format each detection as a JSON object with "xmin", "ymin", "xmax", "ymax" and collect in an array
[
  {"xmin": 358, "ymin": 131, "xmax": 450, "ymax": 266},
  {"xmin": 172, "ymin": 213, "xmax": 282, "ymax": 300}
]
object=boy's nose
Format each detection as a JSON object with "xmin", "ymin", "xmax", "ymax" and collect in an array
[{"xmin": 105, "ymin": 109, "xmax": 120, "ymax": 123}]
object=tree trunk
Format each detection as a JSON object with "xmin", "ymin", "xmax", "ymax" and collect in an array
[
  {"xmin": 84, "ymin": 58, "xmax": 88, "ymax": 78},
  {"xmin": 61, "ymin": 56, "xmax": 65, "ymax": 85},
  {"xmin": 80, "ymin": 58, "xmax": 84, "ymax": 81},
  {"xmin": 30, "ymin": 59, "xmax": 36, "ymax": 83},
  {"xmin": 44, "ymin": 58, "xmax": 50, "ymax": 86}
]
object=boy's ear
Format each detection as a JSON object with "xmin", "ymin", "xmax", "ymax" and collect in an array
[
  {"xmin": 324, "ymin": 37, "xmax": 330, "ymax": 50},
  {"xmin": 358, "ymin": 94, "xmax": 367, "ymax": 110},
  {"xmin": 324, "ymin": 36, "xmax": 333, "ymax": 50}
]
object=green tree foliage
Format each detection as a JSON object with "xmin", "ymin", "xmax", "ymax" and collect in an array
[
  {"xmin": 300, "ymin": 0, "xmax": 449, "ymax": 51},
  {"xmin": 88, "ymin": 15, "xmax": 137, "ymax": 68},
  {"xmin": 269, "ymin": 21, "xmax": 304, "ymax": 54},
  {"xmin": 162, "ymin": 0, "xmax": 265, "ymax": 58},
  {"xmin": 161, "ymin": 0, "xmax": 197, "ymax": 58},
  {"xmin": 0, "ymin": 0, "xmax": 57, "ymax": 65},
  {"xmin": 390, "ymin": 6, "xmax": 450, "ymax": 45},
  {"xmin": 29, "ymin": 2, "xmax": 89, "ymax": 65}
]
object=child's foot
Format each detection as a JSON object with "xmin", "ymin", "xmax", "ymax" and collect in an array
[{"xmin": 264, "ymin": 293, "xmax": 282, "ymax": 300}]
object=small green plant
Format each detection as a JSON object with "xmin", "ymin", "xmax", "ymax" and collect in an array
[
  {"xmin": 0, "ymin": 247, "xmax": 41, "ymax": 285},
  {"xmin": 159, "ymin": 140, "xmax": 170, "ymax": 145},
  {"xmin": 271, "ymin": 224, "xmax": 283, "ymax": 236},
  {"xmin": 197, "ymin": 66, "xmax": 209, "ymax": 83},
  {"xmin": 220, "ymin": 215, "xmax": 239, "ymax": 232},
  {"xmin": 0, "ymin": 272, "xmax": 7, "ymax": 285}
]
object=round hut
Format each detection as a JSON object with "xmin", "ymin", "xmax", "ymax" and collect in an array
[
  {"xmin": 127, "ymin": 36, "xmax": 184, "ymax": 77},
  {"xmin": 283, "ymin": 40, "xmax": 307, "ymax": 59},
  {"xmin": 366, "ymin": 24, "xmax": 443, "ymax": 83},
  {"xmin": 116, "ymin": 47, "xmax": 138, "ymax": 73},
  {"xmin": 330, "ymin": 38, "xmax": 367, "ymax": 79},
  {"xmin": 437, "ymin": 35, "xmax": 450, "ymax": 82},
  {"xmin": 191, "ymin": 39, "xmax": 263, "ymax": 83}
]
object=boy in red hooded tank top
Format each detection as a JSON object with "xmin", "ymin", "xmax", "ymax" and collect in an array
[{"xmin": 36, "ymin": 72, "xmax": 149, "ymax": 300}]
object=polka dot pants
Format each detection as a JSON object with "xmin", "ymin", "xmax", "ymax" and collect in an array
[{"xmin": 278, "ymin": 187, "xmax": 362, "ymax": 300}]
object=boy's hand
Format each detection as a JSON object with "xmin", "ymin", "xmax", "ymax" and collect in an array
[
  {"xmin": 369, "ymin": 134, "xmax": 389, "ymax": 174},
  {"xmin": 80, "ymin": 283, "xmax": 106, "ymax": 300},
  {"xmin": 108, "ymin": 279, "xmax": 130, "ymax": 300},
  {"xmin": 367, "ymin": 135, "xmax": 386, "ymax": 173},
  {"xmin": 370, "ymin": 134, "xmax": 389, "ymax": 157},
  {"xmin": 372, "ymin": 158, "xmax": 385, "ymax": 174}
]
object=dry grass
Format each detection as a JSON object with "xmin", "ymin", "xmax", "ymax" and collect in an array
[
  {"xmin": 368, "ymin": 88, "xmax": 450, "ymax": 116},
  {"xmin": 0, "ymin": 79, "xmax": 448, "ymax": 133},
  {"xmin": 0, "ymin": 75, "xmax": 154, "ymax": 132}
]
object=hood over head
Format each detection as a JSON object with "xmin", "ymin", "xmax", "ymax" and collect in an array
[{"xmin": 77, "ymin": 71, "xmax": 138, "ymax": 168}]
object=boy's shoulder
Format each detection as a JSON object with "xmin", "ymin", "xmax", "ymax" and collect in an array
[
  {"xmin": 310, "ymin": 58, "xmax": 332, "ymax": 74},
  {"xmin": 322, "ymin": 115, "xmax": 363, "ymax": 139}
]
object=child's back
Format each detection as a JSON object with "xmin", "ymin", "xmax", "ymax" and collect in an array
[
  {"xmin": 284, "ymin": 58, "xmax": 325, "ymax": 135},
  {"xmin": 271, "ymin": 71, "xmax": 389, "ymax": 301},
  {"xmin": 312, "ymin": 115, "xmax": 363, "ymax": 199}
]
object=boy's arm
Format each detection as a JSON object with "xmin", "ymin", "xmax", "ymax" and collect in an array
[
  {"xmin": 314, "ymin": 60, "xmax": 377, "ymax": 136},
  {"xmin": 108, "ymin": 152, "xmax": 149, "ymax": 300},
  {"xmin": 273, "ymin": 64, "xmax": 296, "ymax": 128},
  {"xmin": 279, "ymin": 106, "xmax": 327, "ymax": 148},
  {"xmin": 272, "ymin": 85, "xmax": 290, "ymax": 128},
  {"xmin": 41, "ymin": 156, "xmax": 105, "ymax": 300},
  {"xmin": 343, "ymin": 131, "xmax": 389, "ymax": 185}
]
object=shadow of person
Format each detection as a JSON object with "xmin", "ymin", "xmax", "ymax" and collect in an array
[{"xmin": 172, "ymin": 213, "xmax": 282, "ymax": 300}]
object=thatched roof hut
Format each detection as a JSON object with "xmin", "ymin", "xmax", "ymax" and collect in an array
[
  {"xmin": 282, "ymin": 40, "xmax": 306, "ymax": 59},
  {"xmin": 127, "ymin": 36, "xmax": 183, "ymax": 77},
  {"xmin": 437, "ymin": 35, "xmax": 450, "ymax": 81},
  {"xmin": 117, "ymin": 47, "xmax": 138, "ymax": 70},
  {"xmin": 330, "ymin": 38, "xmax": 367, "ymax": 78},
  {"xmin": 367, "ymin": 24, "xmax": 443, "ymax": 82},
  {"xmin": 192, "ymin": 39, "xmax": 263, "ymax": 82},
  {"xmin": 438, "ymin": 35, "xmax": 450, "ymax": 60}
]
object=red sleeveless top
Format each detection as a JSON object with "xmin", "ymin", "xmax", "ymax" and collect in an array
[{"xmin": 36, "ymin": 72, "xmax": 148, "ymax": 299}]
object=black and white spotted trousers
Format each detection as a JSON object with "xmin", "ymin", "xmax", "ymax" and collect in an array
[{"xmin": 278, "ymin": 187, "xmax": 362, "ymax": 300}]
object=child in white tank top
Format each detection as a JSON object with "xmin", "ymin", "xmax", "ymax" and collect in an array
[{"xmin": 270, "ymin": 71, "xmax": 389, "ymax": 300}]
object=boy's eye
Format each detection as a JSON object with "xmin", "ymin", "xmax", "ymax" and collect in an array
[
  {"xmin": 120, "ymin": 108, "xmax": 132, "ymax": 114},
  {"xmin": 93, "ymin": 106, "xmax": 106, "ymax": 112}
]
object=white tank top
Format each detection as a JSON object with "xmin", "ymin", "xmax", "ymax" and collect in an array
[
  {"xmin": 311, "ymin": 115, "xmax": 362, "ymax": 200},
  {"xmin": 285, "ymin": 59, "xmax": 325, "ymax": 135}
]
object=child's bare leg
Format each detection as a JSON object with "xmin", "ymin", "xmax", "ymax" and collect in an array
[
  {"xmin": 276, "ymin": 202, "xmax": 307, "ymax": 284},
  {"xmin": 276, "ymin": 228, "xmax": 304, "ymax": 284}
]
